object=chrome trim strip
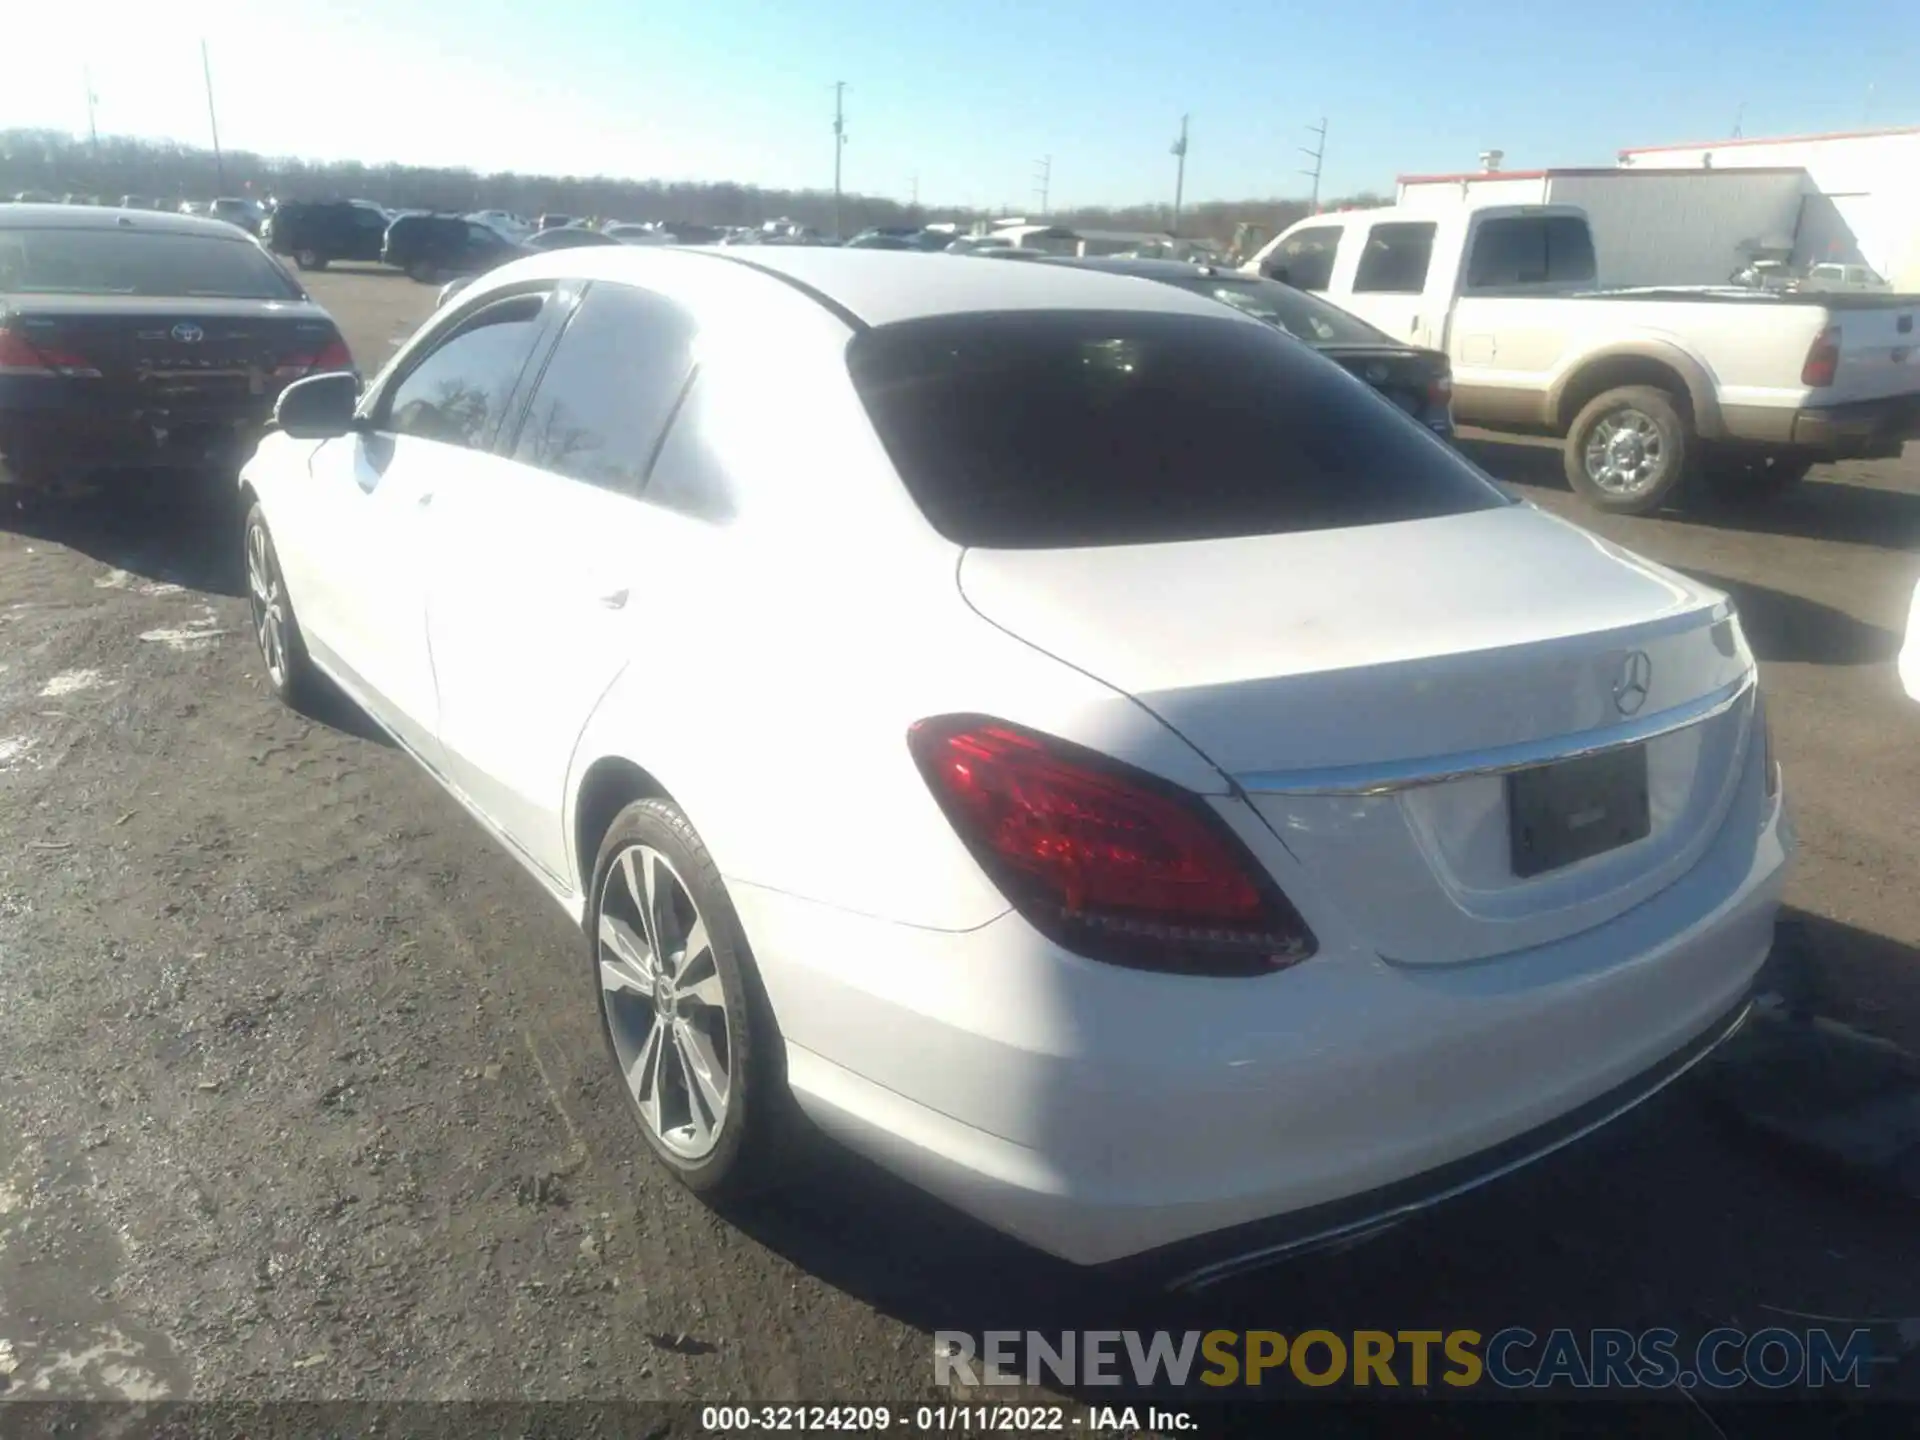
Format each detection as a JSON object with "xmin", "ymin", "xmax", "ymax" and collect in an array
[
  {"xmin": 1165, "ymin": 998, "xmax": 1754, "ymax": 1294},
  {"xmin": 1236, "ymin": 672, "xmax": 1753, "ymax": 797}
]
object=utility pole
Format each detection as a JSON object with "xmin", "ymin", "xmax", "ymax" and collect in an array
[
  {"xmin": 1732, "ymin": 102, "xmax": 1745, "ymax": 139},
  {"xmin": 84, "ymin": 67, "xmax": 99, "ymax": 149},
  {"xmin": 831, "ymin": 81, "xmax": 847, "ymax": 238},
  {"xmin": 910, "ymin": 173, "xmax": 919, "ymax": 209},
  {"xmin": 1169, "ymin": 115, "xmax": 1188, "ymax": 234},
  {"xmin": 1034, "ymin": 155, "xmax": 1051, "ymax": 215},
  {"xmin": 202, "ymin": 40, "xmax": 226, "ymax": 192},
  {"xmin": 1299, "ymin": 117, "xmax": 1327, "ymax": 212}
]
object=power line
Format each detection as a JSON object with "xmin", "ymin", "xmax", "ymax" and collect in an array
[
  {"xmin": 202, "ymin": 40, "xmax": 225, "ymax": 192},
  {"xmin": 1034, "ymin": 155, "xmax": 1051, "ymax": 215},
  {"xmin": 1299, "ymin": 117, "xmax": 1327, "ymax": 212},
  {"xmin": 1169, "ymin": 115, "xmax": 1188, "ymax": 235},
  {"xmin": 831, "ymin": 81, "xmax": 847, "ymax": 238}
]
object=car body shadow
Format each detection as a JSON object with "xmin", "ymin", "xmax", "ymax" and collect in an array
[
  {"xmin": 1, "ymin": 471, "xmax": 246, "ymax": 599},
  {"xmin": 1457, "ymin": 432, "xmax": 1920, "ymax": 552},
  {"xmin": 1679, "ymin": 568, "xmax": 1900, "ymax": 664},
  {"xmin": 294, "ymin": 673, "xmax": 396, "ymax": 748}
]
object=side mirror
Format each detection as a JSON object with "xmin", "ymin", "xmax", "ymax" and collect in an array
[
  {"xmin": 1263, "ymin": 262, "xmax": 1291, "ymax": 284},
  {"xmin": 273, "ymin": 371, "xmax": 361, "ymax": 440}
]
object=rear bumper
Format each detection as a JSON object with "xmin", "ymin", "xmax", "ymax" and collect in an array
[
  {"xmin": 0, "ymin": 385, "xmax": 275, "ymax": 475},
  {"xmin": 1721, "ymin": 396, "xmax": 1920, "ymax": 457},
  {"xmin": 732, "ymin": 748, "xmax": 1791, "ymax": 1268}
]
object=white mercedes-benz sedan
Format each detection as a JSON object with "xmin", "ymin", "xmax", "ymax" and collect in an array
[{"xmin": 239, "ymin": 245, "xmax": 1792, "ymax": 1281}]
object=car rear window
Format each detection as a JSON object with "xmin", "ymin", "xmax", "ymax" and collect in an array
[
  {"xmin": 847, "ymin": 310, "xmax": 1508, "ymax": 548},
  {"xmin": 0, "ymin": 227, "xmax": 301, "ymax": 299}
]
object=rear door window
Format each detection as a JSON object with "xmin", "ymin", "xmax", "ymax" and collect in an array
[
  {"xmin": 1353, "ymin": 222, "xmax": 1437, "ymax": 294},
  {"xmin": 1262, "ymin": 225, "xmax": 1343, "ymax": 291},
  {"xmin": 849, "ymin": 310, "xmax": 1508, "ymax": 549},
  {"xmin": 1465, "ymin": 216, "xmax": 1597, "ymax": 291},
  {"xmin": 509, "ymin": 281, "xmax": 696, "ymax": 495}
]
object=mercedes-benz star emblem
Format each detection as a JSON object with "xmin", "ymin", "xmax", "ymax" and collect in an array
[
  {"xmin": 171, "ymin": 323, "xmax": 205, "ymax": 344},
  {"xmin": 1614, "ymin": 651, "xmax": 1653, "ymax": 717}
]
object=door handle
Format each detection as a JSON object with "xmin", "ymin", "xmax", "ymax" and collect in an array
[{"xmin": 596, "ymin": 587, "xmax": 630, "ymax": 610}]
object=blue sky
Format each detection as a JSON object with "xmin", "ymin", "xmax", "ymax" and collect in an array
[{"xmin": 13, "ymin": 0, "xmax": 1919, "ymax": 208}]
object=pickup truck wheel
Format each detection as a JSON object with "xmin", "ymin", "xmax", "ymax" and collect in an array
[
  {"xmin": 293, "ymin": 249, "xmax": 327, "ymax": 271},
  {"xmin": 1565, "ymin": 385, "xmax": 1692, "ymax": 516},
  {"xmin": 1704, "ymin": 452, "xmax": 1814, "ymax": 501},
  {"xmin": 406, "ymin": 260, "xmax": 440, "ymax": 284}
]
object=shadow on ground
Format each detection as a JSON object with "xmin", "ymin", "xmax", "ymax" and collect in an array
[
  {"xmin": 1678, "ymin": 569, "xmax": 1901, "ymax": 665},
  {"xmin": 1, "ymin": 470, "xmax": 246, "ymax": 598},
  {"xmin": 699, "ymin": 914, "xmax": 1919, "ymax": 1406},
  {"xmin": 1460, "ymin": 433, "xmax": 1920, "ymax": 552}
]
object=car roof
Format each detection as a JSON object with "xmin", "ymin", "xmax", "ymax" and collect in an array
[
  {"xmin": 666, "ymin": 245, "xmax": 1252, "ymax": 327},
  {"xmin": 0, "ymin": 203, "xmax": 258, "ymax": 239}
]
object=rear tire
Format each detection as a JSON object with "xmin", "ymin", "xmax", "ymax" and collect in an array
[
  {"xmin": 405, "ymin": 260, "xmax": 439, "ymax": 284},
  {"xmin": 293, "ymin": 249, "xmax": 327, "ymax": 272},
  {"xmin": 1564, "ymin": 385, "xmax": 1693, "ymax": 516},
  {"xmin": 588, "ymin": 797, "xmax": 790, "ymax": 1202}
]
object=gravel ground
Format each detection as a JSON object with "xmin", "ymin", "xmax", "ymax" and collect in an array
[{"xmin": 1, "ymin": 265, "xmax": 1916, "ymax": 1417}]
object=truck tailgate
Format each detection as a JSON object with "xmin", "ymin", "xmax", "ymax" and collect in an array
[{"xmin": 1822, "ymin": 298, "xmax": 1920, "ymax": 406}]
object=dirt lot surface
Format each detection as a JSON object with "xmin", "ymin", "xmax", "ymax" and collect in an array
[{"xmin": 2, "ymin": 265, "xmax": 1917, "ymax": 1420}]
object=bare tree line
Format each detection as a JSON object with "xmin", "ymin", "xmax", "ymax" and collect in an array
[{"xmin": 0, "ymin": 129, "xmax": 1386, "ymax": 244}]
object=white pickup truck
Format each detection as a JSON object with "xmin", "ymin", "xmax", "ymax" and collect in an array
[{"xmin": 1245, "ymin": 203, "xmax": 1920, "ymax": 515}]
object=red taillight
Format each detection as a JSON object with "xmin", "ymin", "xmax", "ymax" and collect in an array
[
  {"xmin": 311, "ymin": 337, "xmax": 353, "ymax": 372},
  {"xmin": 1801, "ymin": 325, "xmax": 1841, "ymax": 388},
  {"xmin": 907, "ymin": 716, "xmax": 1316, "ymax": 975},
  {"xmin": 274, "ymin": 335, "xmax": 355, "ymax": 379},
  {"xmin": 0, "ymin": 327, "xmax": 100, "ymax": 377}
]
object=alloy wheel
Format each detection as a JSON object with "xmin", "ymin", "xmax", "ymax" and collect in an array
[
  {"xmin": 246, "ymin": 519, "xmax": 289, "ymax": 689},
  {"xmin": 1583, "ymin": 408, "xmax": 1666, "ymax": 498},
  {"xmin": 596, "ymin": 843, "xmax": 733, "ymax": 1160}
]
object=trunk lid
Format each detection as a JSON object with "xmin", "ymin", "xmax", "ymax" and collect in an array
[
  {"xmin": 958, "ymin": 504, "xmax": 1757, "ymax": 964},
  {"xmin": 4, "ymin": 296, "xmax": 344, "ymax": 415}
]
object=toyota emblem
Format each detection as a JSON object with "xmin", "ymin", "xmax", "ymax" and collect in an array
[
  {"xmin": 171, "ymin": 323, "xmax": 205, "ymax": 343},
  {"xmin": 1614, "ymin": 651, "xmax": 1653, "ymax": 716}
]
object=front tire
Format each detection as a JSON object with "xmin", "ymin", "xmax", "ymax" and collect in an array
[
  {"xmin": 293, "ymin": 249, "xmax": 327, "ymax": 272},
  {"xmin": 1564, "ymin": 385, "xmax": 1693, "ymax": 516},
  {"xmin": 589, "ymin": 798, "xmax": 785, "ymax": 1200},
  {"xmin": 243, "ymin": 502, "xmax": 318, "ymax": 707},
  {"xmin": 405, "ymin": 260, "xmax": 439, "ymax": 284}
]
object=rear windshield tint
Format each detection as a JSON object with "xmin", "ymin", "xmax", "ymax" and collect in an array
[
  {"xmin": 848, "ymin": 310, "xmax": 1509, "ymax": 548},
  {"xmin": 0, "ymin": 228, "xmax": 300, "ymax": 299}
]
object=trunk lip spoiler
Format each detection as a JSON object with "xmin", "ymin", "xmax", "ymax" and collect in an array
[{"xmin": 1237, "ymin": 670, "xmax": 1754, "ymax": 798}]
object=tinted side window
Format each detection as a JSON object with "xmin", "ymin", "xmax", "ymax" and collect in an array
[
  {"xmin": 849, "ymin": 310, "xmax": 1509, "ymax": 549},
  {"xmin": 384, "ymin": 294, "xmax": 547, "ymax": 450},
  {"xmin": 1465, "ymin": 216, "xmax": 1598, "ymax": 291},
  {"xmin": 1264, "ymin": 225, "xmax": 1342, "ymax": 291},
  {"xmin": 511, "ymin": 282, "xmax": 695, "ymax": 495},
  {"xmin": 1353, "ymin": 222, "xmax": 1436, "ymax": 294}
]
